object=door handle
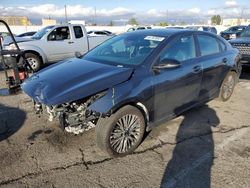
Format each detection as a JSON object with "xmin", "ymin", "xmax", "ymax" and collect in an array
[
  {"xmin": 193, "ymin": 65, "xmax": 202, "ymax": 73},
  {"xmin": 68, "ymin": 41, "xmax": 74, "ymax": 44}
]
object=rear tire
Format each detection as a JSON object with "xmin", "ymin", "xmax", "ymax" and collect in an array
[
  {"xmin": 95, "ymin": 105, "xmax": 145, "ymax": 157},
  {"xmin": 219, "ymin": 71, "xmax": 237, "ymax": 102}
]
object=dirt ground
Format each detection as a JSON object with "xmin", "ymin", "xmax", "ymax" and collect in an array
[{"xmin": 0, "ymin": 68, "xmax": 250, "ymax": 188}]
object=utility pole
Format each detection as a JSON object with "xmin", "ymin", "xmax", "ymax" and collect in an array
[
  {"xmin": 65, "ymin": 5, "xmax": 68, "ymax": 23},
  {"xmin": 166, "ymin": 10, "xmax": 168, "ymax": 23},
  {"xmin": 94, "ymin": 7, "xmax": 97, "ymax": 25}
]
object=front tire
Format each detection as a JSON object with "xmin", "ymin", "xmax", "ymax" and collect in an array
[
  {"xmin": 21, "ymin": 53, "xmax": 42, "ymax": 72},
  {"xmin": 219, "ymin": 71, "xmax": 237, "ymax": 101},
  {"xmin": 95, "ymin": 105, "xmax": 145, "ymax": 157}
]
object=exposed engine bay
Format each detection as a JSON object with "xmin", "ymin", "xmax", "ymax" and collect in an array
[{"xmin": 34, "ymin": 92, "xmax": 107, "ymax": 134}]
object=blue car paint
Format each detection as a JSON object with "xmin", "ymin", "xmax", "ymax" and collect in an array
[
  {"xmin": 21, "ymin": 29, "xmax": 240, "ymax": 128},
  {"xmin": 230, "ymin": 37, "xmax": 250, "ymax": 44},
  {"xmin": 21, "ymin": 58, "xmax": 134, "ymax": 105},
  {"xmin": 88, "ymin": 66, "xmax": 154, "ymax": 115}
]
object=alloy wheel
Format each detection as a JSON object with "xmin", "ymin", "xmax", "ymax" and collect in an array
[
  {"xmin": 110, "ymin": 114, "xmax": 142, "ymax": 153},
  {"xmin": 222, "ymin": 74, "xmax": 235, "ymax": 99}
]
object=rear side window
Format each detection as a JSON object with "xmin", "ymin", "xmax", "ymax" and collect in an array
[
  {"xmin": 218, "ymin": 40, "xmax": 227, "ymax": 52},
  {"xmin": 197, "ymin": 35, "xmax": 220, "ymax": 56},
  {"xmin": 74, "ymin": 26, "xmax": 83, "ymax": 38}
]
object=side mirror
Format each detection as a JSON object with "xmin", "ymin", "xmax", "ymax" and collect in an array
[
  {"xmin": 75, "ymin": 51, "xmax": 83, "ymax": 58},
  {"xmin": 153, "ymin": 58, "xmax": 181, "ymax": 70}
]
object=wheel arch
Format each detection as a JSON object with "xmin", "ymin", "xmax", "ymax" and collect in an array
[
  {"xmin": 17, "ymin": 50, "xmax": 44, "ymax": 64},
  {"xmin": 225, "ymin": 68, "xmax": 238, "ymax": 84},
  {"xmin": 108, "ymin": 101, "xmax": 150, "ymax": 131},
  {"xmin": 218, "ymin": 70, "xmax": 238, "ymax": 102}
]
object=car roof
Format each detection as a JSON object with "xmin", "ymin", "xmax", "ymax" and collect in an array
[{"xmin": 123, "ymin": 29, "xmax": 214, "ymax": 37}]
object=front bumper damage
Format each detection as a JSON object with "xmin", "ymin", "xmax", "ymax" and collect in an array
[{"xmin": 33, "ymin": 91, "xmax": 109, "ymax": 134}]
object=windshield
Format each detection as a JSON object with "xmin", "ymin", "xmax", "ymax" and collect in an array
[
  {"xmin": 31, "ymin": 25, "xmax": 54, "ymax": 40},
  {"xmin": 83, "ymin": 33, "xmax": 165, "ymax": 66},
  {"xmin": 240, "ymin": 27, "xmax": 250, "ymax": 37}
]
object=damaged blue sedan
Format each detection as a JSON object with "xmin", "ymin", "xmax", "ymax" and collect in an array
[{"xmin": 22, "ymin": 29, "xmax": 241, "ymax": 157}]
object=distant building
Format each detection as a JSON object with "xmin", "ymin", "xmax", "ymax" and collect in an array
[
  {"xmin": 42, "ymin": 19, "xmax": 57, "ymax": 26},
  {"xmin": 223, "ymin": 18, "xmax": 250, "ymax": 26},
  {"xmin": 68, "ymin": 20, "xmax": 85, "ymax": 25},
  {"xmin": 0, "ymin": 16, "xmax": 30, "ymax": 26}
]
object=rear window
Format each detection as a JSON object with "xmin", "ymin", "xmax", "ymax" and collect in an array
[
  {"xmin": 197, "ymin": 35, "xmax": 220, "ymax": 56},
  {"xmin": 218, "ymin": 39, "xmax": 227, "ymax": 52}
]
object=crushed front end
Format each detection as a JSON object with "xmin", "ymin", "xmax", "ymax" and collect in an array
[
  {"xmin": 20, "ymin": 58, "xmax": 134, "ymax": 134},
  {"xmin": 34, "ymin": 91, "xmax": 107, "ymax": 134}
]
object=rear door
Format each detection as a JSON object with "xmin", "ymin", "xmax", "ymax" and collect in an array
[
  {"xmin": 151, "ymin": 34, "xmax": 203, "ymax": 121},
  {"xmin": 196, "ymin": 34, "xmax": 229, "ymax": 100}
]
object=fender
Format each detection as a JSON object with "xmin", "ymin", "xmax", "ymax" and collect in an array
[
  {"xmin": 18, "ymin": 43, "xmax": 48, "ymax": 64},
  {"xmin": 87, "ymin": 78, "xmax": 152, "ymax": 124}
]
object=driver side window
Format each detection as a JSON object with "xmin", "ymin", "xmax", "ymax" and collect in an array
[
  {"xmin": 48, "ymin": 27, "xmax": 70, "ymax": 41},
  {"xmin": 160, "ymin": 35, "xmax": 196, "ymax": 63}
]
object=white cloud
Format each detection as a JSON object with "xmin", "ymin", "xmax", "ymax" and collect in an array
[
  {"xmin": 0, "ymin": 4, "xmax": 134, "ymax": 18},
  {"xmin": 225, "ymin": 1, "xmax": 238, "ymax": 8},
  {"xmin": 188, "ymin": 8, "xmax": 201, "ymax": 14},
  {"xmin": 98, "ymin": 7, "xmax": 133, "ymax": 16},
  {"xmin": 145, "ymin": 8, "xmax": 202, "ymax": 19},
  {"xmin": 146, "ymin": 9, "xmax": 167, "ymax": 17},
  {"xmin": 0, "ymin": 3, "xmax": 249, "ymax": 24},
  {"xmin": 207, "ymin": 9, "xmax": 216, "ymax": 15}
]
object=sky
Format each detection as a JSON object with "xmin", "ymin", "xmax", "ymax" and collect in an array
[{"xmin": 1, "ymin": 0, "xmax": 250, "ymax": 24}]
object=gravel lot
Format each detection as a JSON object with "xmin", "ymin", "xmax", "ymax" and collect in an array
[{"xmin": 0, "ymin": 68, "xmax": 250, "ymax": 188}]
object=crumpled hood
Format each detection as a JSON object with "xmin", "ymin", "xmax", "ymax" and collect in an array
[
  {"xmin": 229, "ymin": 37, "xmax": 250, "ymax": 45},
  {"xmin": 21, "ymin": 58, "xmax": 134, "ymax": 105}
]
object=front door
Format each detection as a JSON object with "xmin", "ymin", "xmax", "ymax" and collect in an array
[
  {"xmin": 151, "ymin": 35, "xmax": 203, "ymax": 122},
  {"xmin": 45, "ymin": 26, "xmax": 74, "ymax": 62}
]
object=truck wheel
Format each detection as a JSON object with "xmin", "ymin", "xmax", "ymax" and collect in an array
[
  {"xmin": 95, "ymin": 105, "xmax": 145, "ymax": 157},
  {"xmin": 219, "ymin": 71, "xmax": 237, "ymax": 102},
  {"xmin": 22, "ymin": 53, "xmax": 42, "ymax": 72}
]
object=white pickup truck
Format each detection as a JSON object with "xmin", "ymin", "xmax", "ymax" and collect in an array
[{"xmin": 4, "ymin": 24, "xmax": 112, "ymax": 71}]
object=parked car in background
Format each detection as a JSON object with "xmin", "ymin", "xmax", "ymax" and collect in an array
[
  {"xmin": 87, "ymin": 30, "xmax": 114, "ymax": 37},
  {"xmin": 220, "ymin": 25, "xmax": 246, "ymax": 40},
  {"xmin": 166, "ymin": 26, "xmax": 184, "ymax": 29},
  {"xmin": 3, "ymin": 31, "xmax": 37, "ymax": 46},
  {"xmin": 229, "ymin": 25, "xmax": 250, "ymax": 66},
  {"xmin": 3, "ymin": 24, "xmax": 112, "ymax": 71},
  {"xmin": 0, "ymin": 32, "xmax": 16, "ymax": 45},
  {"xmin": 16, "ymin": 31, "xmax": 37, "ymax": 38},
  {"xmin": 22, "ymin": 29, "xmax": 241, "ymax": 157},
  {"xmin": 0, "ymin": 32, "xmax": 15, "ymax": 38},
  {"xmin": 102, "ymin": 30, "xmax": 113, "ymax": 35},
  {"xmin": 186, "ymin": 26, "xmax": 217, "ymax": 34},
  {"xmin": 127, "ymin": 26, "xmax": 152, "ymax": 32}
]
